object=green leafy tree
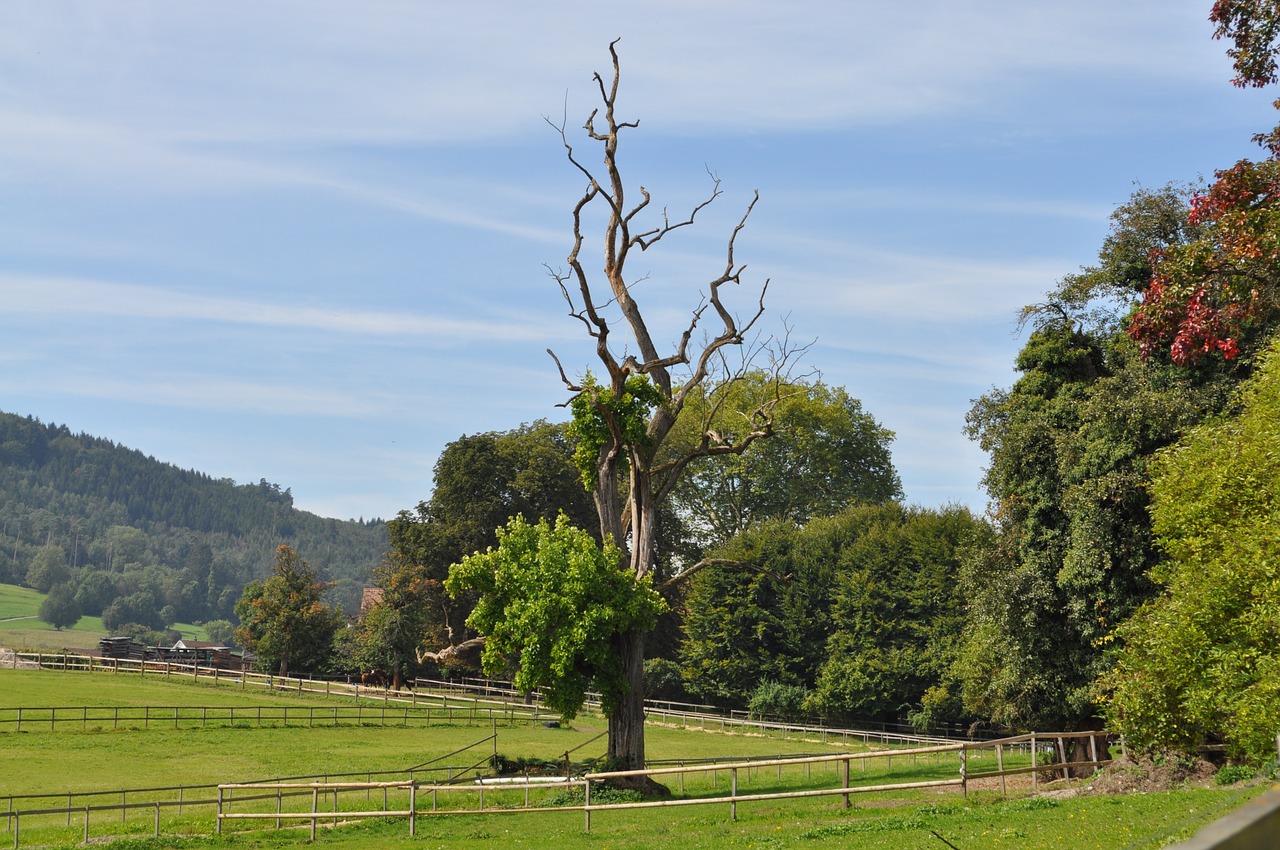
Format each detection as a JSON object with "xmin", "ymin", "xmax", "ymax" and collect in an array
[
  {"xmin": 1102, "ymin": 339, "xmax": 1280, "ymax": 764},
  {"xmin": 72, "ymin": 570, "xmax": 117, "ymax": 616},
  {"xmin": 666, "ymin": 376, "xmax": 901, "ymax": 546},
  {"xmin": 362, "ymin": 553, "xmax": 448, "ymax": 688},
  {"xmin": 234, "ymin": 545, "xmax": 342, "ymax": 678},
  {"xmin": 26, "ymin": 544, "xmax": 70, "ymax": 592},
  {"xmin": 955, "ymin": 185, "xmax": 1248, "ymax": 732},
  {"xmin": 446, "ymin": 514, "xmax": 666, "ymax": 720},
  {"xmin": 389, "ymin": 421, "xmax": 597, "ymax": 654},
  {"xmin": 201, "ymin": 619, "xmax": 236, "ymax": 647},
  {"xmin": 807, "ymin": 505, "xmax": 982, "ymax": 726},
  {"xmin": 38, "ymin": 582, "xmax": 82, "ymax": 630},
  {"xmin": 681, "ymin": 503, "xmax": 981, "ymax": 724}
]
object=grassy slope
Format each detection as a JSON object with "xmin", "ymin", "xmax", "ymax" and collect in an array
[
  {"xmin": 0, "ymin": 668, "xmax": 1266, "ymax": 850},
  {"xmin": 0, "ymin": 582, "xmax": 209, "ymax": 651}
]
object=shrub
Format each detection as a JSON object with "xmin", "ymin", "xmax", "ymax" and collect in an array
[{"xmin": 748, "ymin": 679, "xmax": 809, "ymax": 721}]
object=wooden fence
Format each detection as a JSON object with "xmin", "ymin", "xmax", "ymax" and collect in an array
[
  {"xmin": 10, "ymin": 653, "xmax": 991, "ymax": 752},
  {"xmin": 2, "ymin": 732, "xmax": 501, "ymax": 849},
  {"xmin": 210, "ymin": 732, "xmax": 1112, "ymax": 839},
  {"xmin": 3, "ymin": 729, "xmax": 1110, "ymax": 848},
  {"xmin": 0, "ymin": 702, "xmax": 545, "ymax": 732}
]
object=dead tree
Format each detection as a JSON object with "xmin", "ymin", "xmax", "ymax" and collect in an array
[{"xmin": 546, "ymin": 40, "xmax": 801, "ymax": 776}]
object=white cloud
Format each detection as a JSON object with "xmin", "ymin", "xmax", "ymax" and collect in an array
[{"xmin": 0, "ymin": 273, "xmax": 547, "ymax": 341}]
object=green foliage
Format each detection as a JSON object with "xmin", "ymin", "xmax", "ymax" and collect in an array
[
  {"xmin": 200, "ymin": 618, "xmax": 236, "ymax": 647},
  {"xmin": 567, "ymin": 373, "xmax": 664, "ymax": 491},
  {"xmin": 234, "ymin": 545, "xmax": 343, "ymax": 678},
  {"xmin": 642, "ymin": 657, "xmax": 688, "ymax": 703},
  {"xmin": 747, "ymin": 679, "xmax": 809, "ymax": 721},
  {"xmin": 387, "ymin": 421, "xmax": 597, "ymax": 659},
  {"xmin": 360, "ymin": 553, "xmax": 449, "ymax": 684},
  {"xmin": 37, "ymin": 582, "xmax": 82, "ymax": 630},
  {"xmin": 1216, "ymin": 764, "xmax": 1255, "ymax": 785},
  {"xmin": 680, "ymin": 503, "xmax": 982, "ymax": 724},
  {"xmin": 445, "ymin": 514, "xmax": 666, "ymax": 719},
  {"xmin": 666, "ymin": 375, "xmax": 901, "ymax": 546},
  {"xmin": 807, "ymin": 505, "xmax": 983, "ymax": 724},
  {"xmin": 1103, "ymin": 340, "xmax": 1280, "ymax": 764},
  {"xmin": 956, "ymin": 186, "xmax": 1250, "ymax": 731},
  {"xmin": 25, "ymin": 544, "xmax": 70, "ymax": 593}
]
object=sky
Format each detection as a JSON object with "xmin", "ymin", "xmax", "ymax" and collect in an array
[{"xmin": 1, "ymin": 2, "xmax": 1275, "ymax": 522}]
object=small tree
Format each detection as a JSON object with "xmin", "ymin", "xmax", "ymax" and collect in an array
[
  {"xmin": 446, "ymin": 514, "xmax": 666, "ymax": 721},
  {"xmin": 235, "ymin": 545, "xmax": 342, "ymax": 678},
  {"xmin": 38, "ymin": 583, "xmax": 81, "ymax": 631},
  {"xmin": 362, "ymin": 553, "xmax": 446, "ymax": 689}
]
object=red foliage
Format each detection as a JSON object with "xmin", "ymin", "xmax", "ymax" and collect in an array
[{"xmin": 1128, "ymin": 156, "xmax": 1279, "ymax": 365}]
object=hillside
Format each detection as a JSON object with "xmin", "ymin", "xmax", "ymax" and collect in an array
[{"xmin": 0, "ymin": 411, "xmax": 387, "ymax": 625}]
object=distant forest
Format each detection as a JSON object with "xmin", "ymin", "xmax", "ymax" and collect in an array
[{"xmin": 0, "ymin": 411, "xmax": 387, "ymax": 626}]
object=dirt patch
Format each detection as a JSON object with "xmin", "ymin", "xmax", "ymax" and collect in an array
[
  {"xmin": 1086, "ymin": 752, "xmax": 1217, "ymax": 795},
  {"xmin": 0, "ymin": 648, "xmax": 38, "ymax": 669}
]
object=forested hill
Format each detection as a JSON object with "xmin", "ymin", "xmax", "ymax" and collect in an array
[{"xmin": 0, "ymin": 411, "xmax": 387, "ymax": 621}]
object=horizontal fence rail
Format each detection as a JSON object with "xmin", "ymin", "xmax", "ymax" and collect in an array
[{"xmin": 0, "ymin": 702, "xmax": 542, "ymax": 733}]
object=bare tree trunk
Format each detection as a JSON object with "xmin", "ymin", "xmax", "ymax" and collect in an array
[
  {"xmin": 608, "ymin": 627, "xmax": 647, "ymax": 768},
  {"xmin": 606, "ymin": 627, "xmax": 669, "ymax": 795}
]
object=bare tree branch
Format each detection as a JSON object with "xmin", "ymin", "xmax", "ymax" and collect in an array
[
  {"xmin": 656, "ymin": 558, "xmax": 789, "ymax": 593},
  {"xmin": 415, "ymin": 635, "xmax": 486, "ymax": 666}
]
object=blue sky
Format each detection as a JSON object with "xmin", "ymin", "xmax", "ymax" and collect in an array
[{"xmin": 1, "ymin": 2, "xmax": 1274, "ymax": 522}]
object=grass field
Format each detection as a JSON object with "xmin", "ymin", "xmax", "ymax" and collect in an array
[
  {"xmin": 0, "ymin": 666, "xmax": 1267, "ymax": 849},
  {"xmin": 0, "ymin": 582, "xmax": 210, "ymax": 650}
]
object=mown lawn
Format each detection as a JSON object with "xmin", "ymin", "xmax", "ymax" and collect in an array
[{"xmin": 0, "ymin": 667, "xmax": 1268, "ymax": 849}]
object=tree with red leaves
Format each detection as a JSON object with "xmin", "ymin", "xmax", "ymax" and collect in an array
[{"xmin": 1127, "ymin": 2, "xmax": 1280, "ymax": 364}]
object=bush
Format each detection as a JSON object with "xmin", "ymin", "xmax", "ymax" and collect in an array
[
  {"xmin": 748, "ymin": 679, "xmax": 809, "ymax": 721},
  {"xmin": 1216, "ymin": 764, "xmax": 1254, "ymax": 785},
  {"xmin": 643, "ymin": 658, "xmax": 688, "ymax": 703}
]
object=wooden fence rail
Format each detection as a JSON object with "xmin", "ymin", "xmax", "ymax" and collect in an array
[{"xmin": 0, "ymin": 702, "xmax": 543, "ymax": 733}]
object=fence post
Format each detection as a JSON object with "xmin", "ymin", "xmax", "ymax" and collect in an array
[
  {"xmin": 1031, "ymin": 734, "xmax": 1038, "ymax": 792},
  {"xmin": 960, "ymin": 747, "xmax": 968, "ymax": 799},
  {"xmin": 410, "ymin": 783, "xmax": 417, "ymax": 837},
  {"xmin": 842, "ymin": 758, "xmax": 851, "ymax": 809},
  {"xmin": 584, "ymin": 779, "xmax": 591, "ymax": 833},
  {"xmin": 310, "ymin": 787, "xmax": 318, "ymax": 841},
  {"xmin": 731, "ymin": 768, "xmax": 738, "ymax": 821},
  {"xmin": 216, "ymin": 787, "xmax": 223, "ymax": 836},
  {"xmin": 997, "ymin": 744, "xmax": 1006, "ymax": 797}
]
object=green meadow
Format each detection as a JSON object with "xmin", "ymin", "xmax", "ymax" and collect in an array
[
  {"xmin": 0, "ymin": 583, "xmax": 210, "ymax": 651},
  {"xmin": 0, "ymin": 667, "xmax": 1265, "ymax": 849}
]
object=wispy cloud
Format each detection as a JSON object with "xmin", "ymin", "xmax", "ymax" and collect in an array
[{"xmin": 0, "ymin": 273, "xmax": 546, "ymax": 341}]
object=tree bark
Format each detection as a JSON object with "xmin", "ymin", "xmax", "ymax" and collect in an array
[{"xmin": 605, "ymin": 626, "xmax": 669, "ymax": 795}]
